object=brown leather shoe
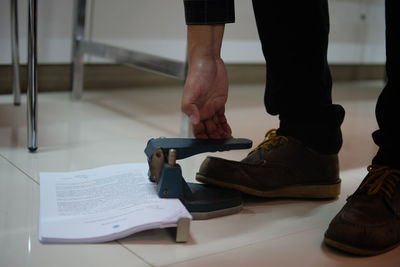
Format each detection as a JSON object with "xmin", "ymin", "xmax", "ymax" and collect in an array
[
  {"xmin": 196, "ymin": 129, "xmax": 341, "ymax": 199},
  {"xmin": 324, "ymin": 165, "xmax": 400, "ymax": 256}
]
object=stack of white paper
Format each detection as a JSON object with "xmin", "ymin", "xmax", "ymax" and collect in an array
[{"xmin": 39, "ymin": 163, "xmax": 192, "ymax": 243}]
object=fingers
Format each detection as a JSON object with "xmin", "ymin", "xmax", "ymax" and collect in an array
[
  {"xmin": 182, "ymin": 103, "xmax": 220, "ymax": 139},
  {"xmin": 181, "ymin": 103, "xmax": 200, "ymax": 125},
  {"xmin": 216, "ymin": 111, "xmax": 232, "ymax": 138},
  {"xmin": 182, "ymin": 98, "xmax": 232, "ymax": 139},
  {"xmin": 193, "ymin": 123, "xmax": 208, "ymax": 139},
  {"xmin": 192, "ymin": 114, "xmax": 232, "ymax": 139}
]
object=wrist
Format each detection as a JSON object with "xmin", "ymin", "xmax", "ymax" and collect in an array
[{"xmin": 187, "ymin": 24, "xmax": 224, "ymax": 62}]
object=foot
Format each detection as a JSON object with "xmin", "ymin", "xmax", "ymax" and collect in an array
[
  {"xmin": 196, "ymin": 129, "xmax": 341, "ymax": 199},
  {"xmin": 324, "ymin": 165, "xmax": 400, "ymax": 256}
]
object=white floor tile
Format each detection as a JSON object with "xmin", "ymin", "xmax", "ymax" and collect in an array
[
  {"xmin": 1, "ymin": 81, "xmax": 397, "ymax": 267},
  {"xmin": 0, "ymin": 157, "xmax": 150, "ymax": 267},
  {"xmin": 116, "ymin": 168, "xmax": 384, "ymax": 266},
  {"xmin": 165, "ymin": 227, "xmax": 400, "ymax": 267}
]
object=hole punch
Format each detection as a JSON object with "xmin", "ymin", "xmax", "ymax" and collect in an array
[{"xmin": 145, "ymin": 138, "xmax": 252, "ymax": 220}]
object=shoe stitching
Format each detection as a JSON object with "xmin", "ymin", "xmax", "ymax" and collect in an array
[
  {"xmin": 341, "ymin": 205, "xmax": 397, "ymax": 227},
  {"xmin": 206, "ymin": 156, "xmax": 286, "ymax": 167}
]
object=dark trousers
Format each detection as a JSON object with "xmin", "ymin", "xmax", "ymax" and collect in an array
[
  {"xmin": 252, "ymin": 0, "xmax": 400, "ymax": 168},
  {"xmin": 372, "ymin": 0, "xmax": 400, "ymax": 168}
]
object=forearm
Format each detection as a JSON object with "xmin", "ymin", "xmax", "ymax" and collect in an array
[
  {"xmin": 182, "ymin": 2, "xmax": 232, "ymax": 138},
  {"xmin": 183, "ymin": 0, "xmax": 234, "ymax": 66},
  {"xmin": 187, "ymin": 25, "xmax": 225, "ymax": 68}
]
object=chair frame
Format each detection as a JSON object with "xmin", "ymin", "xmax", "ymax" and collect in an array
[{"xmin": 10, "ymin": 0, "xmax": 38, "ymax": 152}]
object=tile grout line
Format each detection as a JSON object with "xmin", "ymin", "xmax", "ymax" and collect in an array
[
  {"xmin": 116, "ymin": 240, "xmax": 155, "ymax": 267},
  {"xmin": 160, "ymin": 223, "xmax": 328, "ymax": 267},
  {"xmin": 0, "ymin": 152, "xmax": 153, "ymax": 266},
  {"xmin": 160, "ymin": 170, "xmax": 367, "ymax": 267},
  {"xmin": 87, "ymin": 100, "xmax": 180, "ymax": 137},
  {"xmin": 0, "ymin": 154, "xmax": 39, "ymax": 185}
]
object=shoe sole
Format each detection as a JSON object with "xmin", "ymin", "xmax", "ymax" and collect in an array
[
  {"xmin": 196, "ymin": 174, "xmax": 341, "ymax": 199},
  {"xmin": 323, "ymin": 236, "xmax": 399, "ymax": 256}
]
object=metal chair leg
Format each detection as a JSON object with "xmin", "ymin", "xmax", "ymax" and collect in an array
[
  {"xmin": 10, "ymin": 0, "xmax": 21, "ymax": 106},
  {"xmin": 71, "ymin": 0, "xmax": 87, "ymax": 99},
  {"xmin": 27, "ymin": 0, "xmax": 38, "ymax": 152}
]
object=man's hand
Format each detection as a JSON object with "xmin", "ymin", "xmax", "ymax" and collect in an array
[
  {"xmin": 181, "ymin": 25, "xmax": 232, "ymax": 139},
  {"xmin": 182, "ymin": 57, "xmax": 232, "ymax": 139}
]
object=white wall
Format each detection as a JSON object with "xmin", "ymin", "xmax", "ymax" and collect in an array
[
  {"xmin": 0, "ymin": 0, "xmax": 385, "ymax": 64},
  {"xmin": 328, "ymin": 0, "xmax": 385, "ymax": 63},
  {"xmin": 0, "ymin": 0, "xmax": 74, "ymax": 64}
]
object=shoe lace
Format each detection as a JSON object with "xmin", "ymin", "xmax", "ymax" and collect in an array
[
  {"xmin": 359, "ymin": 165, "xmax": 400, "ymax": 199},
  {"xmin": 251, "ymin": 129, "xmax": 288, "ymax": 152}
]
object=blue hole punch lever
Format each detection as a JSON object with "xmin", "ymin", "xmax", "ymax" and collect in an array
[{"xmin": 144, "ymin": 138, "xmax": 252, "ymax": 220}]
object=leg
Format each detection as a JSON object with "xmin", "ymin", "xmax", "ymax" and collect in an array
[
  {"xmin": 372, "ymin": 0, "xmax": 400, "ymax": 169},
  {"xmin": 324, "ymin": 0, "xmax": 400, "ymax": 255},
  {"xmin": 10, "ymin": 0, "xmax": 21, "ymax": 106},
  {"xmin": 196, "ymin": 0, "xmax": 342, "ymax": 199},
  {"xmin": 252, "ymin": 0, "xmax": 345, "ymax": 154},
  {"xmin": 71, "ymin": 0, "xmax": 87, "ymax": 99},
  {"xmin": 27, "ymin": 0, "xmax": 38, "ymax": 152}
]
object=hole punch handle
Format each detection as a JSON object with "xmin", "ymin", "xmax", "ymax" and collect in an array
[{"xmin": 145, "ymin": 138, "xmax": 252, "ymax": 160}]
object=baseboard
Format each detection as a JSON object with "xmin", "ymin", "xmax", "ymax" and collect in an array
[{"xmin": 0, "ymin": 63, "xmax": 385, "ymax": 94}]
